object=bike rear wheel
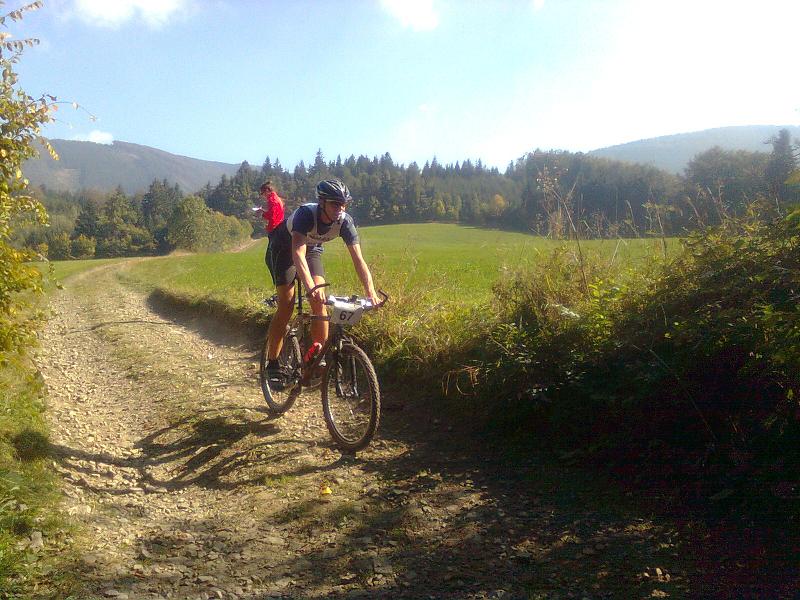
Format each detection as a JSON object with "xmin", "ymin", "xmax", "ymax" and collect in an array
[
  {"xmin": 259, "ymin": 332, "xmax": 301, "ymax": 415},
  {"xmin": 321, "ymin": 343, "xmax": 380, "ymax": 452}
]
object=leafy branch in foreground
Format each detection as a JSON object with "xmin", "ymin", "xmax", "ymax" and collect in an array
[{"xmin": 0, "ymin": 0, "xmax": 56, "ymax": 353}]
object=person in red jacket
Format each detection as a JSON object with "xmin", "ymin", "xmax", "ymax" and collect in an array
[{"xmin": 259, "ymin": 181, "xmax": 285, "ymax": 235}]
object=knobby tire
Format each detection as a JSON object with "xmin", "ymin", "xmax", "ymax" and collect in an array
[
  {"xmin": 321, "ymin": 343, "xmax": 380, "ymax": 452},
  {"xmin": 259, "ymin": 332, "xmax": 301, "ymax": 416}
]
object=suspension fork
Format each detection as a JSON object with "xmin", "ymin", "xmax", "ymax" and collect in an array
[{"xmin": 330, "ymin": 328, "xmax": 359, "ymax": 398}]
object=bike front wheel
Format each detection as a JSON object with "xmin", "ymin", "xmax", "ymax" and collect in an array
[
  {"xmin": 321, "ymin": 343, "xmax": 380, "ymax": 452},
  {"xmin": 259, "ymin": 332, "xmax": 301, "ymax": 415}
]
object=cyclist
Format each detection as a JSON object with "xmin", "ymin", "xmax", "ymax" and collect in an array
[{"xmin": 264, "ymin": 178, "xmax": 379, "ymax": 389}]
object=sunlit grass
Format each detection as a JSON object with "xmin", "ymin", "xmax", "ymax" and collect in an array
[
  {"xmin": 119, "ymin": 224, "xmax": 670, "ymax": 315},
  {"xmin": 109, "ymin": 223, "xmax": 673, "ymax": 391},
  {"xmin": 32, "ymin": 257, "xmax": 124, "ymax": 291}
]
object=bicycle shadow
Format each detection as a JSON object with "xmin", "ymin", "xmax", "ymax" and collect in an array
[
  {"xmin": 42, "ymin": 405, "xmax": 329, "ymax": 495},
  {"xmin": 82, "ymin": 289, "xmax": 797, "ymax": 597},
  {"xmin": 146, "ymin": 289, "xmax": 264, "ymax": 350},
  {"xmin": 40, "ymin": 395, "xmax": 799, "ymax": 597}
]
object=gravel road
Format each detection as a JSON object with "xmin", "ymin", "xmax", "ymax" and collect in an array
[{"xmin": 34, "ymin": 260, "xmax": 792, "ymax": 599}]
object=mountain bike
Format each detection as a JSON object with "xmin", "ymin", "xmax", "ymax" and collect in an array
[{"xmin": 259, "ymin": 281, "xmax": 388, "ymax": 452}]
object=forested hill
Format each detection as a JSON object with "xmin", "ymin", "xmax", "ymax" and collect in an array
[
  {"xmin": 25, "ymin": 126, "xmax": 798, "ymax": 195},
  {"xmin": 23, "ymin": 139, "xmax": 240, "ymax": 194},
  {"xmin": 590, "ymin": 125, "xmax": 800, "ymax": 174}
]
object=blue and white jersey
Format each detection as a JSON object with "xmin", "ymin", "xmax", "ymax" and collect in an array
[{"xmin": 286, "ymin": 203, "xmax": 359, "ymax": 248}]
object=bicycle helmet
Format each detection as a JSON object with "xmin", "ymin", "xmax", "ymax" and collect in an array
[{"xmin": 315, "ymin": 179, "xmax": 351, "ymax": 204}]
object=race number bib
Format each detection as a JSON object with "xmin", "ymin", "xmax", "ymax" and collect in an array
[{"xmin": 330, "ymin": 299, "xmax": 364, "ymax": 325}]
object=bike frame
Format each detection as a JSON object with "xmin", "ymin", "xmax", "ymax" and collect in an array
[
  {"xmin": 285, "ymin": 280, "xmax": 343, "ymax": 387},
  {"xmin": 269, "ymin": 279, "xmax": 386, "ymax": 391}
]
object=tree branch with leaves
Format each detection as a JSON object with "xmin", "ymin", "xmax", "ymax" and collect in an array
[{"xmin": 0, "ymin": 0, "xmax": 57, "ymax": 353}]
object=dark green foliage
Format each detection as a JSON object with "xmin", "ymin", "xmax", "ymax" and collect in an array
[
  {"xmin": 141, "ymin": 179, "xmax": 182, "ymax": 252},
  {"xmin": 166, "ymin": 195, "xmax": 252, "ymax": 252},
  {"xmin": 17, "ymin": 127, "xmax": 797, "ymax": 261},
  {"xmin": 684, "ymin": 146, "xmax": 770, "ymax": 222},
  {"xmin": 467, "ymin": 206, "xmax": 799, "ymax": 521},
  {"xmin": 72, "ymin": 196, "xmax": 101, "ymax": 239},
  {"xmin": 70, "ymin": 233, "xmax": 95, "ymax": 259},
  {"xmin": 766, "ymin": 129, "xmax": 799, "ymax": 204},
  {"xmin": 93, "ymin": 188, "xmax": 155, "ymax": 257},
  {"xmin": 45, "ymin": 231, "xmax": 70, "ymax": 259},
  {"xmin": 195, "ymin": 128, "xmax": 795, "ymax": 240},
  {"xmin": 14, "ymin": 179, "xmax": 252, "ymax": 260},
  {"xmin": 203, "ymin": 148, "xmax": 688, "ymax": 236}
]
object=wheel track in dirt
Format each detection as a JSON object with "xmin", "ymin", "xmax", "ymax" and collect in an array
[{"xmin": 34, "ymin": 259, "xmax": 789, "ymax": 599}]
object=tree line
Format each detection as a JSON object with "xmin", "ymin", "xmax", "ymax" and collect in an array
[
  {"xmin": 11, "ymin": 129, "xmax": 799, "ymax": 261},
  {"xmin": 12, "ymin": 181, "xmax": 252, "ymax": 259},
  {"xmin": 203, "ymin": 131, "xmax": 798, "ymax": 240}
]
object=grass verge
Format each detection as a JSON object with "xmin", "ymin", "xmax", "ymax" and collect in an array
[
  {"xmin": 0, "ymin": 259, "xmax": 113, "ymax": 597},
  {"xmin": 0, "ymin": 352, "xmax": 80, "ymax": 597}
]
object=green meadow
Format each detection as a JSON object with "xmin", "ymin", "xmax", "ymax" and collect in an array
[
  {"xmin": 98, "ymin": 223, "xmax": 673, "ymax": 393},
  {"xmin": 117, "ymin": 223, "xmax": 669, "ymax": 317},
  {"xmin": 48, "ymin": 257, "xmax": 123, "ymax": 284}
]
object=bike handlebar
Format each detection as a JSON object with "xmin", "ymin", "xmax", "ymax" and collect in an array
[
  {"xmin": 326, "ymin": 289, "xmax": 389, "ymax": 310},
  {"xmin": 303, "ymin": 277, "xmax": 389, "ymax": 309},
  {"xmin": 306, "ymin": 282, "xmax": 331, "ymax": 298}
]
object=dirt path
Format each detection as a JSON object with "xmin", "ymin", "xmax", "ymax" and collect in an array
[{"xmin": 34, "ymin": 260, "xmax": 785, "ymax": 599}]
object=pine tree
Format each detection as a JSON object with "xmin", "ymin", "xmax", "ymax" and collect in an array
[{"xmin": 766, "ymin": 129, "xmax": 798, "ymax": 203}]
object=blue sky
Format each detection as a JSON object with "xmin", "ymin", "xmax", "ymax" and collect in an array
[{"xmin": 11, "ymin": 0, "xmax": 800, "ymax": 170}]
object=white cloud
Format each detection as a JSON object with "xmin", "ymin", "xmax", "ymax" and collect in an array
[
  {"xmin": 530, "ymin": 0, "xmax": 545, "ymax": 12},
  {"xmin": 73, "ymin": 130, "xmax": 114, "ymax": 144},
  {"xmin": 583, "ymin": 0, "xmax": 800, "ymax": 146},
  {"xmin": 386, "ymin": 0, "xmax": 800, "ymax": 169},
  {"xmin": 72, "ymin": 0, "xmax": 189, "ymax": 28},
  {"xmin": 463, "ymin": 0, "xmax": 800, "ymax": 164},
  {"xmin": 380, "ymin": 0, "xmax": 439, "ymax": 31}
]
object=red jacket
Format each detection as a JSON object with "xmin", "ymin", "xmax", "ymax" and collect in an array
[{"xmin": 263, "ymin": 191, "xmax": 285, "ymax": 233}]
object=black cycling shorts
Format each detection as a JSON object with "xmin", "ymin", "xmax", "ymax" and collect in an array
[{"xmin": 266, "ymin": 239, "xmax": 325, "ymax": 287}]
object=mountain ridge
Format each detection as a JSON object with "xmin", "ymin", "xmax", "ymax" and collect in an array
[
  {"xmin": 23, "ymin": 125, "xmax": 800, "ymax": 194},
  {"xmin": 23, "ymin": 139, "xmax": 241, "ymax": 195},
  {"xmin": 589, "ymin": 124, "xmax": 800, "ymax": 173}
]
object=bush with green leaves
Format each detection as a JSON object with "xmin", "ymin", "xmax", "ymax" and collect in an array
[
  {"xmin": 465, "ymin": 204, "xmax": 799, "ymax": 519},
  {"xmin": 0, "ymin": 1, "xmax": 52, "ymax": 353},
  {"xmin": 45, "ymin": 231, "xmax": 70, "ymax": 260},
  {"xmin": 70, "ymin": 233, "xmax": 95, "ymax": 259},
  {"xmin": 167, "ymin": 195, "xmax": 252, "ymax": 252}
]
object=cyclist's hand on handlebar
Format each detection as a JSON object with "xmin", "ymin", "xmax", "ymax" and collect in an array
[
  {"xmin": 308, "ymin": 287, "xmax": 327, "ymax": 305},
  {"xmin": 368, "ymin": 290, "xmax": 389, "ymax": 308}
]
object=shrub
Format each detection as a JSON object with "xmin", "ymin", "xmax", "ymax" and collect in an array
[
  {"xmin": 46, "ymin": 231, "xmax": 70, "ymax": 260},
  {"xmin": 463, "ymin": 206, "xmax": 800, "ymax": 521},
  {"xmin": 70, "ymin": 234, "xmax": 95, "ymax": 259},
  {"xmin": 166, "ymin": 196, "xmax": 252, "ymax": 252},
  {"xmin": 0, "ymin": 8, "xmax": 53, "ymax": 353}
]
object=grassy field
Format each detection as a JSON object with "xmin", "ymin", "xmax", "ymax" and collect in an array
[
  {"xmin": 49, "ymin": 257, "xmax": 122, "ymax": 282},
  {"xmin": 99, "ymin": 223, "xmax": 673, "ymax": 394},
  {"xmin": 118, "ymin": 223, "xmax": 669, "ymax": 316}
]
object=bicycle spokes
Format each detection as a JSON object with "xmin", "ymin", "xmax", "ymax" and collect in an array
[
  {"xmin": 260, "ymin": 333, "xmax": 302, "ymax": 415},
  {"xmin": 334, "ymin": 353, "xmax": 359, "ymax": 399},
  {"xmin": 322, "ymin": 344, "xmax": 380, "ymax": 452}
]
